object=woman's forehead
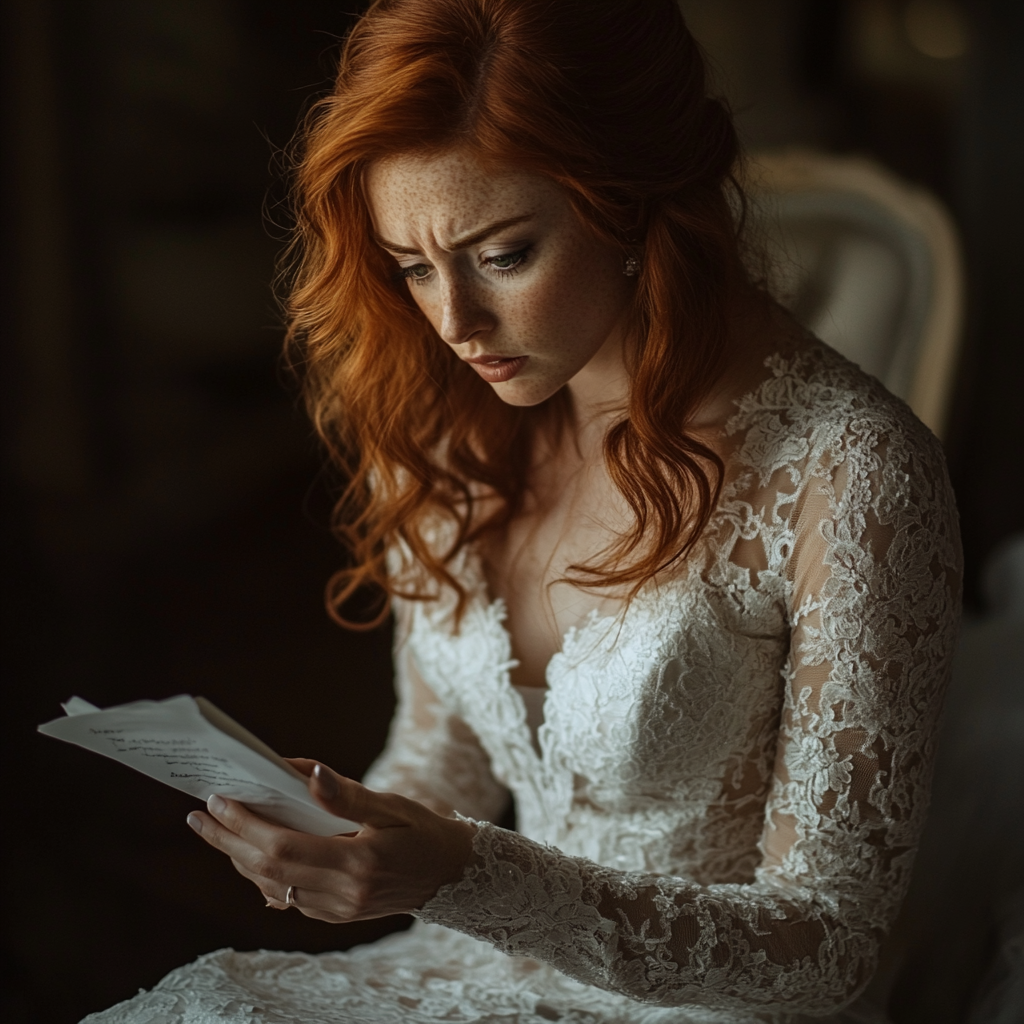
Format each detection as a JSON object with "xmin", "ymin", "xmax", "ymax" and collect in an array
[{"xmin": 365, "ymin": 150, "xmax": 564, "ymax": 248}]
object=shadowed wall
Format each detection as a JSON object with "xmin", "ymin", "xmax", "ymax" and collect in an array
[{"xmin": 2, "ymin": 2, "xmax": 1020, "ymax": 1022}]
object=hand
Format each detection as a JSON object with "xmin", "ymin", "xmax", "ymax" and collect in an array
[{"xmin": 185, "ymin": 760, "xmax": 475, "ymax": 923}]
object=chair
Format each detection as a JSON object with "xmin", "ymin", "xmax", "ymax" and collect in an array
[
  {"xmin": 744, "ymin": 148, "xmax": 965, "ymax": 439},
  {"xmin": 882, "ymin": 534, "xmax": 1024, "ymax": 1023},
  {"xmin": 746, "ymin": 153, "xmax": 1024, "ymax": 1024}
]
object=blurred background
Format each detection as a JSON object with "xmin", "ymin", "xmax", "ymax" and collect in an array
[{"xmin": 1, "ymin": 1, "xmax": 1021, "ymax": 1022}]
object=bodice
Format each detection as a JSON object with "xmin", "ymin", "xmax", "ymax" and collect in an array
[
  {"xmin": 85, "ymin": 340, "xmax": 963, "ymax": 1024},
  {"xmin": 368, "ymin": 339, "xmax": 963, "ymax": 1015}
]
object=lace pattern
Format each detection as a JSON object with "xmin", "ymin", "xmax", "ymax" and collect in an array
[
  {"xmin": 83, "ymin": 341, "xmax": 960, "ymax": 1023},
  {"xmin": 409, "ymin": 342, "xmax": 961, "ymax": 1014}
]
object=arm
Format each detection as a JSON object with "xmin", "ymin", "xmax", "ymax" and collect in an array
[
  {"xmin": 416, "ymin": 427, "xmax": 962, "ymax": 1013},
  {"xmin": 182, "ymin": 571, "xmax": 505, "ymax": 928},
  {"xmin": 363, "ymin": 596, "xmax": 510, "ymax": 822}
]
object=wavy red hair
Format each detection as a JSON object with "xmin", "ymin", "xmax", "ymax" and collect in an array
[{"xmin": 284, "ymin": 0, "xmax": 746, "ymax": 627}]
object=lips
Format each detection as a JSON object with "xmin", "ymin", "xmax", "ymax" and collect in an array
[{"xmin": 464, "ymin": 354, "xmax": 528, "ymax": 383}]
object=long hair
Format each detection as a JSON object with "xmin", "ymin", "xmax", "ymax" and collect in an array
[{"xmin": 285, "ymin": 0, "xmax": 744, "ymax": 627}]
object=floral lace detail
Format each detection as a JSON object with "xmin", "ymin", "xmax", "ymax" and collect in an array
[
  {"xmin": 83, "ymin": 341, "xmax": 959, "ymax": 1023},
  {"xmin": 90, "ymin": 927, "xmax": 873, "ymax": 1024},
  {"xmin": 363, "ymin": 600, "xmax": 511, "ymax": 820},
  {"xmin": 410, "ymin": 341, "xmax": 961, "ymax": 1016},
  {"xmin": 419, "ymin": 822, "xmax": 869, "ymax": 1015}
]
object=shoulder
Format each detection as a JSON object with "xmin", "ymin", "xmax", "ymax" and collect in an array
[
  {"xmin": 728, "ymin": 336, "xmax": 948, "ymax": 494},
  {"xmin": 725, "ymin": 337, "xmax": 960, "ymax": 586}
]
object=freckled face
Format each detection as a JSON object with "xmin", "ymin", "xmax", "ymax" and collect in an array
[{"xmin": 365, "ymin": 149, "xmax": 633, "ymax": 407}]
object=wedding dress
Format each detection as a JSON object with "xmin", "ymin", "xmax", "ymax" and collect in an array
[{"xmin": 84, "ymin": 340, "xmax": 961, "ymax": 1024}]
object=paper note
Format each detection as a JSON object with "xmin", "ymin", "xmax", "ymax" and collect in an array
[{"xmin": 39, "ymin": 695, "xmax": 359, "ymax": 836}]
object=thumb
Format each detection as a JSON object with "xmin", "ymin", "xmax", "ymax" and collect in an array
[{"xmin": 309, "ymin": 763, "xmax": 406, "ymax": 829}]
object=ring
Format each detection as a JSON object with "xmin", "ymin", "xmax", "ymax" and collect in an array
[{"xmin": 285, "ymin": 885, "xmax": 297, "ymax": 907}]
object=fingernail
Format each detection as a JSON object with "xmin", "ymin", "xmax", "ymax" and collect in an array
[
  {"xmin": 187, "ymin": 813, "xmax": 203, "ymax": 834},
  {"xmin": 313, "ymin": 764, "xmax": 338, "ymax": 798},
  {"xmin": 207, "ymin": 794, "xmax": 227, "ymax": 815}
]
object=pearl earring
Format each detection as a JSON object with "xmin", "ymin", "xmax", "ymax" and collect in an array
[{"xmin": 623, "ymin": 254, "xmax": 640, "ymax": 277}]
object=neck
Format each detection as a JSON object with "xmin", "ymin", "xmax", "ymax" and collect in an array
[
  {"xmin": 564, "ymin": 326, "xmax": 630, "ymax": 461},
  {"xmin": 553, "ymin": 279, "xmax": 775, "ymax": 464}
]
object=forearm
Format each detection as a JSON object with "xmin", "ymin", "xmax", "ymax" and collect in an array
[{"xmin": 417, "ymin": 821, "xmax": 876, "ymax": 1013}]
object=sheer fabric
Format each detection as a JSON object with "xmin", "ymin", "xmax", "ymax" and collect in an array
[{"xmin": 84, "ymin": 340, "xmax": 961, "ymax": 1024}]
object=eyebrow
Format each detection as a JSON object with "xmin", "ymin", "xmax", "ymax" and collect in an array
[{"xmin": 374, "ymin": 214, "xmax": 535, "ymax": 256}]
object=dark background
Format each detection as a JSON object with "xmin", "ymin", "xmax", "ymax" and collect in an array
[{"xmin": 2, "ymin": 1, "xmax": 1021, "ymax": 1022}]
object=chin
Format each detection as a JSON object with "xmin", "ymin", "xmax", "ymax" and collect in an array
[{"xmin": 489, "ymin": 379, "xmax": 562, "ymax": 408}]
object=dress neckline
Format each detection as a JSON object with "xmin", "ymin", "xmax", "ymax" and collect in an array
[{"xmin": 445, "ymin": 341, "xmax": 827, "ymax": 741}]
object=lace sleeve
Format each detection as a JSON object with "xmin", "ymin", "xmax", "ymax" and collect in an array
[
  {"xmin": 418, "ymin": 421, "xmax": 962, "ymax": 1013},
  {"xmin": 363, "ymin": 597, "xmax": 510, "ymax": 821}
]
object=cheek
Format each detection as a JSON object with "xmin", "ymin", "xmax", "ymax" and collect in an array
[
  {"xmin": 406, "ymin": 285, "xmax": 440, "ymax": 327},
  {"xmin": 519, "ymin": 247, "xmax": 624, "ymax": 354}
]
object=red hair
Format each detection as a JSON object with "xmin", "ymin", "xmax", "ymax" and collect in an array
[{"xmin": 284, "ymin": 0, "xmax": 744, "ymax": 627}]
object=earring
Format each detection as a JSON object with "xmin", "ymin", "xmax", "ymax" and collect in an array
[{"xmin": 623, "ymin": 254, "xmax": 640, "ymax": 277}]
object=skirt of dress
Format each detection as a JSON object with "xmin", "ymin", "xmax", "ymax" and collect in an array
[{"xmin": 80, "ymin": 921, "xmax": 890, "ymax": 1024}]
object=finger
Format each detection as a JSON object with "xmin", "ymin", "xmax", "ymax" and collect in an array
[
  {"xmin": 232, "ymin": 863, "xmax": 348, "ymax": 923},
  {"xmin": 204, "ymin": 795, "xmax": 336, "ymax": 862},
  {"xmin": 284, "ymin": 757, "xmax": 317, "ymax": 777},
  {"xmin": 260, "ymin": 889, "xmax": 345, "ymax": 923},
  {"xmin": 231, "ymin": 861, "xmax": 312, "ymax": 906},
  {"xmin": 283, "ymin": 885, "xmax": 350, "ymax": 925},
  {"xmin": 187, "ymin": 809, "xmax": 266, "ymax": 869},
  {"xmin": 295, "ymin": 904, "xmax": 349, "ymax": 924},
  {"xmin": 187, "ymin": 811, "xmax": 292, "ymax": 907},
  {"xmin": 187, "ymin": 804, "xmax": 311, "ymax": 889},
  {"xmin": 203, "ymin": 794, "xmax": 273, "ymax": 835},
  {"xmin": 189, "ymin": 806, "xmax": 369, "ymax": 923},
  {"xmin": 189, "ymin": 795, "xmax": 404, "ymax": 920},
  {"xmin": 308, "ymin": 764, "xmax": 408, "ymax": 829},
  {"xmin": 230, "ymin": 849, "xmax": 366, "ymax": 920},
  {"xmin": 196, "ymin": 800, "xmax": 371, "ymax": 905}
]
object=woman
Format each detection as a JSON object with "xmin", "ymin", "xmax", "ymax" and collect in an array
[{"xmin": 87, "ymin": 1, "xmax": 962, "ymax": 1022}]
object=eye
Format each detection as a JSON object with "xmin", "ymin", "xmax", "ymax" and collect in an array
[
  {"xmin": 397, "ymin": 262, "xmax": 433, "ymax": 284},
  {"xmin": 484, "ymin": 246, "xmax": 532, "ymax": 275}
]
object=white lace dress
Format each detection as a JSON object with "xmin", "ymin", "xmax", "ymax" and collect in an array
[{"xmin": 84, "ymin": 343, "xmax": 962, "ymax": 1024}]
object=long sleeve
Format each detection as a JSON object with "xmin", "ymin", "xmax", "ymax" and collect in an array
[
  {"xmin": 363, "ymin": 596, "xmax": 510, "ymax": 822},
  {"xmin": 417, "ymin": 416, "xmax": 962, "ymax": 1014}
]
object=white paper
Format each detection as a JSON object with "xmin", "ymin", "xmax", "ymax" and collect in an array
[
  {"xmin": 63, "ymin": 696, "xmax": 101, "ymax": 716},
  {"xmin": 38, "ymin": 695, "xmax": 360, "ymax": 836}
]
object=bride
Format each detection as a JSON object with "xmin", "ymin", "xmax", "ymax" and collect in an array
[{"xmin": 87, "ymin": 0, "xmax": 962, "ymax": 1021}]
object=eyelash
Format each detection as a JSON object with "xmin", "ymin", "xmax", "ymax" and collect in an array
[{"xmin": 396, "ymin": 246, "xmax": 533, "ymax": 286}]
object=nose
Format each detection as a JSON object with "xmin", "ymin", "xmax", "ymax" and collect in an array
[{"xmin": 437, "ymin": 274, "xmax": 495, "ymax": 348}]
